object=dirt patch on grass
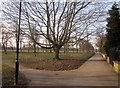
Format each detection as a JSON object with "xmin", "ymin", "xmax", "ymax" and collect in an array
[{"xmin": 20, "ymin": 56, "xmax": 93, "ymax": 71}]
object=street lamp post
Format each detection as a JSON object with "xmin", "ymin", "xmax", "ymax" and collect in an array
[{"xmin": 15, "ymin": 1, "xmax": 22, "ymax": 85}]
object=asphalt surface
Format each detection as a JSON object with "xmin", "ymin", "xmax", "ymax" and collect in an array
[{"xmin": 19, "ymin": 53, "xmax": 118, "ymax": 86}]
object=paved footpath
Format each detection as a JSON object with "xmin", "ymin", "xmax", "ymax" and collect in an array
[{"xmin": 19, "ymin": 53, "xmax": 118, "ymax": 86}]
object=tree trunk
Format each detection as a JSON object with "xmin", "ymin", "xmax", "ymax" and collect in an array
[
  {"xmin": 49, "ymin": 48, "xmax": 52, "ymax": 53},
  {"xmin": 2, "ymin": 43, "xmax": 7, "ymax": 54},
  {"xmin": 64, "ymin": 45, "xmax": 66, "ymax": 53},
  {"xmin": 33, "ymin": 42, "xmax": 36, "ymax": 56},
  {"xmin": 49, "ymin": 44, "xmax": 52, "ymax": 53},
  {"xmin": 20, "ymin": 41, "xmax": 22, "ymax": 52},
  {"xmin": 54, "ymin": 47, "xmax": 60, "ymax": 60}
]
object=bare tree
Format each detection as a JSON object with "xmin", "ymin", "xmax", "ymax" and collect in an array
[
  {"xmin": 22, "ymin": 1, "xmax": 92, "ymax": 59},
  {"xmin": 0, "ymin": 22, "xmax": 14, "ymax": 54},
  {"xmin": 2, "ymin": 1, "xmax": 109, "ymax": 59}
]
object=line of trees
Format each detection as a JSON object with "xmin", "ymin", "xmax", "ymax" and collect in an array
[{"xmin": 1, "ymin": 1, "xmax": 108, "ymax": 60}]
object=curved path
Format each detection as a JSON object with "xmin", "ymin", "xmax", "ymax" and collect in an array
[{"xmin": 19, "ymin": 53, "xmax": 118, "ymax": 86}]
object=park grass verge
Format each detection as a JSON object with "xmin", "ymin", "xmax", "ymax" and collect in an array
[
  {"xmin": 2, "ymin": 51, "xmax": 94, "ymax": 62},
  {"xmin": 2, "ymin": 64, "xmax": 30, "ymax": 87}
]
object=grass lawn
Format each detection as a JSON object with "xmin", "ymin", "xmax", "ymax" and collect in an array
[
  {"xmin": 2, "ymin": 50, "xmax": 94, "ymax": 61},
  {"xmin": 2, "ymin": 64, "xmax": 30, "ymax": 87},
  {"xmin": 2, "ymin": 50, "xmax": 94, "ymax": 71}
]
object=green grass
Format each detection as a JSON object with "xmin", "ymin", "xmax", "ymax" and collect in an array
[{"xmin": 2, "ymin": 50, "xmax": 94, "ymax": 62}]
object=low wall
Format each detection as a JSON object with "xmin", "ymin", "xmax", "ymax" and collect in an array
[
  {"xmin": 113, "ymin": 61, "xmax": 120, "ymax": 74},
  {"xmin": 101, "ymin": 53, "xmax": 119, "ymax": 74},
  {"xmin": 101, "ymin": 53, "xmax": 110, "ymax": 64},
  {"xmin": 106, "ymin": 57, "xmax": 110, "ymax": 64},
  {"xmin": 101, "ymin": 54, "xmax": 106, "ymax": 59}
]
